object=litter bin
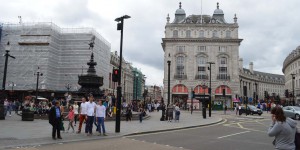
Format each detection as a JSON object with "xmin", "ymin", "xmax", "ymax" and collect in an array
[{"xmin": 22, "ymin": 109, "xmax": 34, "ymax": 121}]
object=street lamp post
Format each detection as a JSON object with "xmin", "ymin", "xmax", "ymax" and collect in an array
[
  {"xmin": 167, "ymin": 60, "xmax": 171, "ymax": 107},
  {"xmin": 291, "ymin": 73, "xmax": 296, "ymax": 106},
  {"xmin": 207, "ymin": 62, "xmax": 215, "ymax": 117},
  {"xmin": 115, "ymin": 15, "xmax": 130, "ymax": 133},
  {"xmin": 34, "ymin": 67, "xmax": 43, "ymax": 103},
  {"xmin": 2, "ymin": 42, "xmax": 15, "ymax": 92},
  {"xmin": 254, "ymin": 82, "xmax": 258, "ymax": 104}
]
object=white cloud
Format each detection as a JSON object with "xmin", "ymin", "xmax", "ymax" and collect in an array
[{"xmin": 1, "ymin": 0, "xmax": 300, "ymax": 86}]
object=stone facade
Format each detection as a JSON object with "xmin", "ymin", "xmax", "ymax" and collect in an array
[
  {"xmin": 162, "ymin": 2, "xmax": 285, "ymax": 108},
  {"xmin": 282, "ymin": 45, "xmax": 300, "ymax": 104}
]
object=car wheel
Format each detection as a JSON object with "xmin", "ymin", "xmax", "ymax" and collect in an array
[
  {"xmin": 250, "ymin": 112, "xmax": 254, "ymax": 115},
  {"xmin": 295, "ymin": 114, "xmax": 300, "ymax": 120},
  {"xmin": 258, "ymin": 114, "xmax": 261, "ymax": 116}
]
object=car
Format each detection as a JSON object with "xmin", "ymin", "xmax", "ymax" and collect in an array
[
  {"xmin": 283, "ymin": 106, "xmax": 300, "ymax": 120},
  {"xmin": 239, "ymin": 105, "xmax": 263, "ymax": 116}
]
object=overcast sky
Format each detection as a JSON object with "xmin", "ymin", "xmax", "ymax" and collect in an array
[{"xmin": 1, "ymin": 0, "xmax": 300, "ymax": 86}]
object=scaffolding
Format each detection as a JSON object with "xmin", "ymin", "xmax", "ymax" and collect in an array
[{"xmin": 0, "ymin": 22, "xmax": 111, "ymax": 92}]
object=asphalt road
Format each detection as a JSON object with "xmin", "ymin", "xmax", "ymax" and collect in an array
[
  {"xmin": 11, "ymin": 113, "xmax": 300, "ymax": 150},
  {"xmin": 125, "ymin": 114, "xmax": 278, "ymax": 150}
]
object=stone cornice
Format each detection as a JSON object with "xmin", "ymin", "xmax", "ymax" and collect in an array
[{"xmin": 162, "ymin": 38, "xmax": 243, "ymax": 44}]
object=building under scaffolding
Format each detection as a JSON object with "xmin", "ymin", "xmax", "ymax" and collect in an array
[{"xmin": 0, "ymin": 22, "xmax": 111, "ymax": 92}]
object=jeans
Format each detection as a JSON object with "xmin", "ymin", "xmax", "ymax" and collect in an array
[
  {"xmin": 85, "ymin": 116, "xmax": 94, "ymax": 134},
  {"xmin": 97, "ymin": 117, "xmax": 106, "ymax": 134}
]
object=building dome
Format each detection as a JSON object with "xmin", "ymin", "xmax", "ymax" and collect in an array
[
  {"xmin": 213, "ymin": 2, "xmax": 224, "ymax": 15},
  {"xmin": 175, "ymin": 8, "xmax": 186, "ymax": 15},
  {"xmin": 175, "ymin": 2, "xmax": 185, "ymax": 15}
]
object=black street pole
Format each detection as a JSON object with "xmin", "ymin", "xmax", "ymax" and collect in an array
[
  {"xmin": 207, "ymin": 62, "xmax": 214, "ymax": 117},
  {"xmin": 167, "ymin": 60, "xmax": 171, "ymax": 107},
  {"xmin": 291, "ymin": 73, "xmax": 296, "ymax": 106},
  {"xmin": 35, "ymin": 67, "xmax": 43, "ymax": 103},
  {"xmin": 115, "ymin": 15, "xmax": 130, "ymax": 133},
  {"xmin": 2, "ymin": 42, "xmax": 15, "ymax": 92}
]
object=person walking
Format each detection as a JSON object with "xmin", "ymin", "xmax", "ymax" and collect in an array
[
  {"xmin": 126, "ymin": 107, "xmax": 132, "ymax": 121},
  {"xmin": 4, "ymin": 99, "xmax": 8, "ymax": 117},
  {"xmin": 268, "ymin": 107, "xmax": 297, "ymax": 150},
  {"xmin": 96, "ymin": 100, "xmax": 107, "ymax": 136},
  {"xmin": 174, "ymin": 104, "xmax": 180, "ymax": 122},
  {"xmin": 77, "ymin": 97, "xmax": 87, "ymax": 133},
  {"xmin": 139, "ymin": 108, "xmax": 145, "ymax": 123},
  {"xmin": 48, "ymin": 101, "xmax": 62, "ymax": 140},
  {"xmin": 65, "ymin": 105, "xmax": 75, "ymax": 133},
  {"xmin": 85, "ymin": 94, "xmax": 96, "ymax": 136},
  {"xmin": 73, "ymin": 102, "xmax": 79, "ymax": 126}
]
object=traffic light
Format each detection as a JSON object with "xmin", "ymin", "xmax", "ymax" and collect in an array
[
  {"xmin": 264, "ymin": 91, "xmax": 267, "ymax": 98},
  {"xmin": 112, "ymin": 69, "xmax": 119, "ymax": 82},
  {"xmin": 285, "ymin": 89, "xmax": 289, "ymax": 98}
]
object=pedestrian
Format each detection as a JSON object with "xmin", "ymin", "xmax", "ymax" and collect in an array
[
  {"xmin": 85, "ymin": 94, "xmax": 96, "ymax": 136},
  {"xmin": 77, "ymin": 97, "xmax": 87, "ymax": 134},
  {"xmin": 73, "ymin": 102, "xmax": 79, "ymax": 126},
  {"xmin": 160, "ymin": 103, "xmax": 166, "ymax": 121},
  {"xmin": 96, "ymin": 100, "xmax": 107, "ymax": 136},
  {"xmin": 48, "ymin": 100, "xmax": 62, "ymax": 140},
  {"xmin": 174, "ymin": 104, "xmax": 180, "ymax": 122},
  {"xmin": 238, "ymin": 104, "xmax": 241, "ymax": 115},
  {"xmin": 167, "ymin": 104, "xmax": 173, "ymax": 122},
  {"xmin": 267, "ymin": 107, "xmax": 297, "ymax": 150},
  {"xmin": 139, "ymin": 108, "xmax": 145, "ymax": 123},
  {"xmin": 15, "ymin": 100, "xmax": 20, "ymax": 114},
  {"xmin": 224, "ymin": 105, "xmax": 227, "ymax": 115},
  {"xmin": 65, "ymin": 105, "xmax": 75, "ymax": 133},
  {"xmin": 4, "ymin": 99, "xmax": 8, "ymax": 117},
  {"xmin": 126, "ymin": 107, "xmax": 132, "ymax": 121},
  {"xmin": 7, "ymin": 100, "xmax": 12, "ymax": 117},
  {"xmin": 59, "ymin": 104, "xmax": 65, "ymax": 132}
]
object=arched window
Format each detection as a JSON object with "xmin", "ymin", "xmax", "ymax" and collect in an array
[
  {"xmin": 173, "ymin": 30, "xmax": 178, "ymax": 38},
  {"xmin": 176, "ymin": 56, "xmax": 185, "ymax": 79},
  {"xmin": 196, "ymin": 56, "xmax": 207, "ymax": 79},
  {"xmin": 220, "ymin": 57, "xmax": 227, "ymax": 64},
  {"xmin": 186, "ymin": 30, "xmax": 191, "ymax": 38}
]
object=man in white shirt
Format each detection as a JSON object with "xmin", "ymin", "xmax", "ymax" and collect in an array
[
  {"xmin": 85, "ymin": 94, "xmax": 96, "ymax": 136},
  {"xmin": 77, "ymin": 97, "xmax": 87, "ymax": 133},
  {"xmin": 96, "ymin": 100, "xmax": 107, "ymax": 136}
]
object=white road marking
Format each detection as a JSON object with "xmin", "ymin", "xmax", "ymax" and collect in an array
[{"xmin": 218, "ymin": 131, "xmax": 250, "ymax": 139}]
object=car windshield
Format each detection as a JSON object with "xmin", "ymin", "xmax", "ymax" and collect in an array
[
  {"xmin": 292, "ymin": 106, "xmax": 300, "ymax": 111},
  {"xmin": 248, "ymin": 105, "xmax": 256, "ymax": 109}
]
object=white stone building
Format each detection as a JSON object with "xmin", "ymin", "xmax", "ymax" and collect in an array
[{"xmin": 162, "ymin": 2, "xmax": 285, "ymax": 108}]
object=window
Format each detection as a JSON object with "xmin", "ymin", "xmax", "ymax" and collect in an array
[
  {"xmin": 196, "ymin": 56, "xmax": 207, "ymax": 79},
  {"xmin": 226, "ymin": 31, "xmax": 231, "ymax": 38},
  {"xmin": 176, "ymin": 56, "xmax": 185, "ymax": 77},
  {"xmin": 198, "ymin": 46, "xmax": 206, "ymax": 52},
  {"xmin": 213, "ymin": 30, "xmax": 218, "ymax": 38},
  {"xmin": 199, "ymin": 30, "xmax": 204, "ymax": 38},
  {"xmin": 186, "ymin": 30, "xmax": 191, "ymax": 38},
  {"xmin": 177, "ymin": 46, "xmax": 185, "ymax": 53},
  {"xmin": 220, "ymin": 57, "xmax": 227, "ymax": 64},
  {"xmin": 173, "ymin": 30, "xmax": 178, "ymax": 38},
  {"xmin": 219, "ymin": 46, "xmax": 227, "ymax": 52}
]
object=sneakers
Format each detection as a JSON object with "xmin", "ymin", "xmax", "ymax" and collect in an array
[
  {"xmin": 76, "ymin": 131, "xmax": 81, "ymax": 134},
  {"xmin": 103, "ymin": 133, "xmax": 107, "ymax": 136}
]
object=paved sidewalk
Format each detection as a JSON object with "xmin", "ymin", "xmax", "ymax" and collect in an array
[{"xmin": 0, "ymin": 110, "xmax": 223, "ymax": 149}]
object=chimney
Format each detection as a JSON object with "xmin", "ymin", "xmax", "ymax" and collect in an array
[
  {"xmin": 249, "ymin": 62, "xmax": 253, "ymax": 74},
  {"xmin": 238, "ymin": 58, "xmax": 243, "ymax": 71}
]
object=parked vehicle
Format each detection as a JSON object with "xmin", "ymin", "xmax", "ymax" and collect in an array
[
  {"xmin": 239, "ymin": 105, "xmax": 263, "ymax": 116},
  {"xmin": 282, "ymin": 106, "xmax": 300, "ymax": 120}
]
